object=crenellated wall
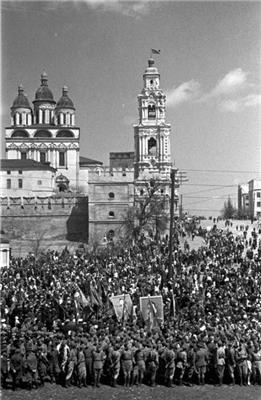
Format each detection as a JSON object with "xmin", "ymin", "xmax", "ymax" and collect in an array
[{"xmin": 0, "ymin": 195, "xmax": 89, "ymax": 257}]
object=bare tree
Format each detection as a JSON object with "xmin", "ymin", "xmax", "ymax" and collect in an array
[
  {"xmin": 221, "ymin": 196, "xmax": 237, "ymax": 219},
  {"xmin": 122, "ymin": 178, "xmax": 169, "ymax": 242}
]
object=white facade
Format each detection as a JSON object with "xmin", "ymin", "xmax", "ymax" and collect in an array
[
  {"xmin": 238, "ymin": 183, "xmax": 249, "ymax": 216},
  {"xmin": 248, "ymin": 179, "xmax": 261, "ymax": 219},
  {"xmin": 133, "ymin": 58, "xmax": 172, "ymax": 181},
  {"xmin": 0, "ymin": 161, "xmax": 56, "ymax": 197},
  {"xmin": 5, "ymin": 75, "xmax": 80, "ymax": 193},
  {"xmin": 0, "ymin": 241, "xmax": 10, "ymax": 268}
]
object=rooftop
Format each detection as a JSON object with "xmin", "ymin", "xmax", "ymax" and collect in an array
[
  {"xmin": 0, "ymin": 159, "xmax": 56, "ymax": 172},
  {"xmin": 80, "ymin": 156, "xmax": 103, "ymax": 166}
]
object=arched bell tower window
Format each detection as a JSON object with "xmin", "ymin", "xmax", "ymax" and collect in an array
[
  {"xmin": 148, "ymin": 104, "xmax": 156, "ymax": 119},
  {"xmin": 148, "ymin": 137, "xmax": 157, "ymax": 155}
]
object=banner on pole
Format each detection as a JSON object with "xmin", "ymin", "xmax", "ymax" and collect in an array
[
  {"xmin": 139, "ymin": 295, "xmax": 164, "ymax": 330},
  {"xmin": 110, "ymin": 294, "xmax": 132, "ymax": 322}
]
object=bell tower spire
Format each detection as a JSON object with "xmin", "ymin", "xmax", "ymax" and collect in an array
[{"xmin": 134, "ymin": 57, "xmax": 172, "ymax": 179}]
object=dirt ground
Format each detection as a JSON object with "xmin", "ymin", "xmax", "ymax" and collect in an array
[{"xmin": 2, "ymin": 383, "xmax": 261, "ymax": 400}]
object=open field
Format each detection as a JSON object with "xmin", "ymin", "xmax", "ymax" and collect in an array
[{"xmin": 2, "ymin": 383, "xmax": 261, "ymax": 400}]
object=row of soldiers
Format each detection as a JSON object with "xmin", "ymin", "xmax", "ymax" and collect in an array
[{"xmin": 2, "ymin": 332, "xmax": 261, "ymax": 390}]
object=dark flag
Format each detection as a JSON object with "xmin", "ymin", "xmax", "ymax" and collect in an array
[{"xmin": 151, "ymin": 48, "xmax": 160, "ymax": 54}]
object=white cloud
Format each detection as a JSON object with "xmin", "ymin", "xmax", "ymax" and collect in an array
[
  {"xmin": 201, "ymin": 68, "xmax": 249, "ymax": 103},
  {"xmin": 218, "ymin": 94, "xmax": 261, "ymax": 112},
  {"xmin": 242, "ymin": 94, "xmax": 261, "ymax": 107},
  {"xmin": 166, "ymin": 80, "xmax": 201, "ymax": 108},
  {"xmin": 81, "ymin": 0, "xmax": 155, "ymax": 16},
  {"xmin": 218, "ymin": 99, "xmax": 240, "ymax": 113}
]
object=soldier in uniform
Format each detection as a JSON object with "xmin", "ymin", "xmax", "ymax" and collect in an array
[
  {"xmin": 92, "ymin": 343, "xmax": 105, "ymax": 387},
  {"xmin": 252, "ymin": 342, "xmax": 261, "ymax": 385},
  {"xmin": 57, "ymin": 338, "xmax": 70, "ymax": 387},
  {"xmin": 215, "ymin": 340, "xmax": 226, "ymax": 386},
  {"xmin": 226, "ymin": 342, "xmax": 236, "ymax": 385},
  {"xmin": 185, "ymin": 342, "xmax": 196, "ymax": 386},
  {"xmin": 163, "ymin": 342, "xmax": 176, "ymax": 387},
  {"xmin": 83, "ymin": 339, "xmax": 94, "ymax": 385},
  {"xmin": 132, "ymin": 342, "xmax": 146, "ymax": 385},
  {"xmin": 47, "ymin": 338, "xmax": 60, "ymax": 384},
  {"xmin": 24, "ymin": 341, "xmax": 38, "ymax": 390},
  {"xmin": 146, "ymin": 344, "xmax": 159, "ymax": 387},
  {"xmin": 109, "ymin": 342, "xmax": 121, "ymax": 387},
  {"xmin": 1, "ymin": 350, "xmax": 10, "ymax": 389},
  {"xmin": 236, "ymin": 341, "xmax": 249, "ymax": 386},
  {"xmin": 176, "ymin": 344, "xmax": 187, "ymax": 385},
  {"xmin": 195, "ymin": 342, "xmax": 208, "ymax": 385},
  {"xmin": 121, "ymin": 342, "xmax": 133, "ymax": 387},
  {"xmin": 77, "ymin": 343, "xmax": 87, "ymax": 388},
  {"xmin": 10, "ymin": 346, "xmax": 23, "ymax": 391}
]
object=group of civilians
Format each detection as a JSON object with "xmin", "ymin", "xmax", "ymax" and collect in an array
[{"xmin": 1, "ymin": 218, "xmax": 261, "ymax": 390}]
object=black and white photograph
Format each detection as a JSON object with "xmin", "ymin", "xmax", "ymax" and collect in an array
[{"xmin": 1, "ymin": 1, "xmax": 261, "ymax": 399}]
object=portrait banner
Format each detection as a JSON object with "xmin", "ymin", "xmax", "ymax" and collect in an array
[
  {"xmin": 110, "ymin": 294, "xmax": 132, "ymax": 322},
  {"xmin": 139, "ymin": 295, "xmax": 164, "ymax": 331}
]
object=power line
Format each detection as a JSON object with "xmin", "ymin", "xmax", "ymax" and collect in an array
[
  {"xmin": 180, "ymin": 169, "xmax": 261, "ymax": 174},
  {"xmin": 183, "ymin": 195, "xmax": 237, "ymax": 199},
  {"xmin": 184, "ymin": 208, "xmax": 224, "ymax": 212},
  {"xmin": 181, "ymin": 186, "xmax": 236, "ymax": 196},
  {"xmin": 183, "ymin": 183, "xmax": 236, "ymax": 187}
]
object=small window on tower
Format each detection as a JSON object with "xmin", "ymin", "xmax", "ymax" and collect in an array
[
  {"xmin": 109, "ymin": 192, "xmax": 115, "ymax": 199},
  {"xmin": 59, "ymin": 152, "xmax": 65, "ymax": 167},
  {"xmin": 148, "ymin": 137, "xmax": 157, "ymax": 155},
  {"xmin": 148, "ymin": 104, "xmax": 156, "ymax": 119},
  {"xmin": 40, "ymin": 152, "xmax": 46, "ymax": 163},
  {"xmin": 7, "ymin": 179, "xmax": 11, "ymax": 189},
  {"xmin": 150, "ymin": 80, "xmax": 153, "ymax": 85},
  {"xmin": 109, "ymin": 211, "xmax": 115, "ymax": 218},
  {"xmin": 18, "ymin": 179, "xmax": 23, "ymax": 189}
]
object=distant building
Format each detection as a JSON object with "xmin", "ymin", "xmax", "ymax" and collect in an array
[
  {"xmin": 5, "ymin": 73, "xmax": 89, "ymax": 193},
  {"xmin": 109, "ymin": 152, "xmax": 134, "ymax": 169},
  {"xmin": 133, "ymin": 57, "xmax": 172, "ymax": 181},
  {"xmin": 248, "ymin": 179, "xmax": 261, "ymax": 219},
  {"xmin": 0, "ymin": 236, "xmax": 10, "ymax": 268},
  {"xmin": 88, "ymin": 166, "xmax": 134, "ymax": 240},
  {"xmin": 88, "ymin": 58, "xmax": 174, "ymax": 241},
  {"xmin": 0, "ymin": 159, "xmax": 56, "ymax": 197},
  {"xmin": 238, "ymin": 184, "xmax": 249, "ymax": 217},
  {"xmin": 2, "ymin": 57, "xmax": 175, "ymax": 245}
]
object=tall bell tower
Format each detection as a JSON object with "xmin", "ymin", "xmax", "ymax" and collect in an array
[{"xmin": 133, "ymin": 57, "xmax": 172, "ymax": 180}]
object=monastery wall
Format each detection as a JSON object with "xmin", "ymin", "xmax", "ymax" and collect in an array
[{"xmin": 0, "ymin": 195, "xmax": 88, "ymax": 257}]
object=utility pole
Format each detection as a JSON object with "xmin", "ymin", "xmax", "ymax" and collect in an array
[
  {"xmin": 169, "ymin": 167, "xmax": 178, "ymax": 278},
  {"xmin": 176, "ymin": 171, "xmax": 188, "ymax": 218},
  {"xmin": 169, "ymin": 169, "xmax": 188, "ymax": 278},
  {"xmin": 179, "ymin": 194, "xmax": 183, "ymax": 218}
]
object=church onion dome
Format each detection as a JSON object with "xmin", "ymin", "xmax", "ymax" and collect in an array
[
  {"xmin": 56, "ymin": 86, "xmax": 75, "ymax": 110},
  {"xmin": 11, "ymin": 85, "xmax": 31, "ymax": 110},
  {"xmin": 34, "ymin": 72, "xmax": 55, "ymax": 103},
  {"xmin": 144, "ymin": 58, "xmax": 159, "ymax": 74}
]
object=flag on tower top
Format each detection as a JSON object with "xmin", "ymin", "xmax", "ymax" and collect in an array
[{"xmin": 151, "ymin": 49, "xmax": 160, "ymax": 54}]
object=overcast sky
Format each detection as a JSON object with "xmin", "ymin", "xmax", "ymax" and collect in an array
[{"xmin": 2, "ymin": 0, "xmax": 261, "ymax": 216}]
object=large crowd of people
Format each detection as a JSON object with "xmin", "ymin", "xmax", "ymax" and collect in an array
[{"xmin": 1, "ymin": 218, "xmax": 261, "ymax": 391}]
